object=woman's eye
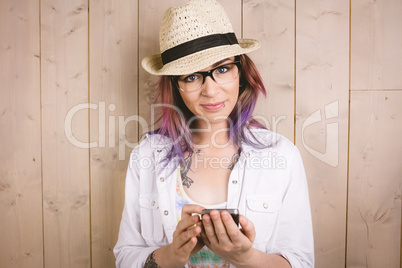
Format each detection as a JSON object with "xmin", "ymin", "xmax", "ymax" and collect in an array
[
  {"xmin": 182, "ymin": 74, "xmax": 199, "ymax": 82},
  {"xmin": 216, "ymin": 66, "xmax": 229, "ymax": 74}
]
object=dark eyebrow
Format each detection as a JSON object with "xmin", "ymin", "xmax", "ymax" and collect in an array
[
  {"xmin": 177, "ymin": 58, "xmax": 234, "ymax": 77},
  {"xmin": 211, "ymin": 58, "xmax": 233, "ymax": 68}
]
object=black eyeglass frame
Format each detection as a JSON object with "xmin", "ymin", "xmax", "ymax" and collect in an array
[{"xmin": 171, "ymin": 56, "xmax": 242, "ymax": 92}]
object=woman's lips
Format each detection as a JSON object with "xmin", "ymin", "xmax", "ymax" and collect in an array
[{"xmin": 200, "ymin": 101, "xmax": 225, "ymax": 111}]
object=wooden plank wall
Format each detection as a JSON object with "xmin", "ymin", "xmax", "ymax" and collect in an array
[
  {"xmin": 0, "ymin": 0, "xmax": 43, "ymax": 267},
  {"xmin": 244, "ymin": 0, "xmax": 295, "ymax": 141},
  {"xmin": 89, "ymin": 1, "xmax": 138, "ymax": 267},
  {"xmin": 295, "ymin": 1, "xmax": 350, "ymax": 267},
  {"xmin": 40, "ymin": 1, "xmax": 90, "ymax": 267},
  {"xmin": 0, "ymin": 0, "xmax": 401, "ymax": 268},
  {"xmin": 347, "ymin": 0, "xmax": 402, "ymax": 267}
]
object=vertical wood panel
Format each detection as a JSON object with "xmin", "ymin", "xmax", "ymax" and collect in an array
[
  {"xmin": 41, "ymin": 0, "xmax": 90, "ymax": 267},
  {"xmin": 1, "ymin": 1, "xmax": 401, "ymax": 267},
  {"xmin": 138, "ymin": 0, "xmax": 241, "ymax": 131},
  {"xmin": 351, "ymin": 0, "xmax": 402, "ymax": 91},
  {"xmin": 347, "ymin": 91, "xmax": 402, "ymax": 267},
  {"xmin": 295, "ymin": 0, "xmax": 350, "ymax": 267},
  {"xmin": 217, "ymin": 0, "xmax": 242, "ymax": 35},
  {"xmin": 89, "ymin": 0, "xmax": 138, "ymax": 267},
  {"xmin": 138, "ymin": 0, "xmax": 184, "ymax": 132},
  {"xmin": 243, "ymin": 0, "xmax": 295, "ymax": 141},
  {"xmin": 0, "ymin": 1, "xmax": 43, "ymax": 267}
]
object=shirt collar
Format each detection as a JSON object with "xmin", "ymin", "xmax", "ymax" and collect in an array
[{"xmin": 240, "ymin": 128, "xmax": 280, "ymax": 154}]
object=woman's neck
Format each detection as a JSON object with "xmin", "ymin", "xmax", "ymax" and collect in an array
[{"xmin": 191, "ymin": 120, "xmax": 232, "ymax": 150}]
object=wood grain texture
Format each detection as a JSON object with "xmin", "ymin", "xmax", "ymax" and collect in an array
[
  {"xmin": 218, "ymin": 0, "xmax": 242, "ymax": 35},
  {"xmin": 351, "ymin": 0, "xmax": 402, "ymax": 90},
  {"xmin": 89, "ymin": 0, "xmax": 138, "ymax": 267},
  {"xmin": 243, "ymin": 0, "xmax": 295, "ymax": 141},
  {"xmin": 138, "ymin": 0, "xmax": 242, "ymax": 133},
  {"xmin": 347, "ymin": 91, "xmax": 402, "ymax": 267},
  {"xmin": 138, "ymin": 0, "xmax": 184, "ymax": 133},
  {"xmin": 40, "ymin": 0, "xmax": 90, "ymax": 267},
  {"xmin": 295, "ymin": 0, "xmax": 350, "ymax": 267},
  {"xmin": 2, "ymin": 1, "xmax": 402, "ymax": 267},
  {"xmin": 0, "ymin": 0, "xmax": 43, "ymax": 267}
]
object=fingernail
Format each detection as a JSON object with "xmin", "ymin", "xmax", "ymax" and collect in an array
[
  {"xmin": 241, "ymin": 217, "xmax": 247, "ymax": 225},
  {"xmin": 210, "ymin": 211, "xmax": 219, "ymax": 220},
  {"xmin": 221, "ymin": 211, "xmax": 229, "ymax": 219}
]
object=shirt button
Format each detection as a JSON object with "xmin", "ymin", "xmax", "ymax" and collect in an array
[
  {"xmin": 157, "ymin": 149, "xmax": 162, "ymax": 153},
  {"xmin": 263, "ymin": 203, "xmax": 268, "ymax": 209},
  {"xmin": 232, "ymin": 180, "xmax": 238, "ymax": 184},
  {"xmin": 160, "ymin": 177, "xmax": 165, "ymax": 182},
  {"xmin": 164, "ymin": 210, "xmax": 169, "ymax": 216},
  {"xmin": 151, "ymin": 200, "xmax": 155, "ymax": 206},
  {"xmin": 246, "ymin": 153, "xmax": 250, "ymax": 157}
]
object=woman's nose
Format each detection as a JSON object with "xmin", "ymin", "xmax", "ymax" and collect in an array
[{"xmin": 201, "ymin": 76, "xmax": 220, "ymax": 96}]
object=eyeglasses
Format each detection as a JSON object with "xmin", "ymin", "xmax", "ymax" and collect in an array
[{"xmin": 174, "ymin": 60, "xmax": 241, "ymax": 92}]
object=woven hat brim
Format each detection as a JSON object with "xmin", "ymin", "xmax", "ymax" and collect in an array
[{"xmin": 141, "ymin": 39, "xmax": 260, "ymax": 76}]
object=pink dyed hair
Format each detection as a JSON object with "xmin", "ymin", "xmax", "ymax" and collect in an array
[{"xmin": 149, "ymin": 54, "xmax": 268, "ymax": 166}]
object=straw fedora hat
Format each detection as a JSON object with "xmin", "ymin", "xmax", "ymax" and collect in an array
[{"xmin": 141, "ymin": 0, "xmax": 260, "ymax": 76}]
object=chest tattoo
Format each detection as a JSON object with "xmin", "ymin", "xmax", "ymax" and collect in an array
[{"xmin": 180, "ymin": 149, "xmax": 241, "ymax": 189}]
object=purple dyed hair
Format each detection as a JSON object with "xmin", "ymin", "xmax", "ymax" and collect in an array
[{"xmin": 150, "ymin": 54, "xmax": 268, "ymax": 167}]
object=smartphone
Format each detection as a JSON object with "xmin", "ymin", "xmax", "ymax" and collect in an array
[{"xmin": 201, "ymin": 209, "xmax": 239, "ymax": 226}]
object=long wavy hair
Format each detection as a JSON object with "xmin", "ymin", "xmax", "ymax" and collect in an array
[{"xmin": 149, "ymin": 54, "xmax": 267, "ymax": 167}]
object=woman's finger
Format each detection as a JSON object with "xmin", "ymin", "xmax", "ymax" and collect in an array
[
  {"xmin": 182, "ymin": 236, "xmax": 199, "ymax": 255},
  {"xmin": 239, "ymin": 215, "xmax": 256, "ymax": 242},
  {"xmin": 178, "ymin": 214, "xmax": 200, "ymax": 229},
  {"xmin": 177, "ymin": 225, "xmax": 201, "ymax": 256},
  {"xmin": 175, "ymin": 215, "xmax": 201, "ymax": 243},
  {"xmin": 208, "ymin": 210, "xmax": 231, "ymax": 244},
  {"xmin": 199, "ymin": 225, "xmax": 210, "ymax": 246},
  {"xmin": 221, "ymin": 210, "xmax": 242, "ymax": 244},
  {"xmin": 181, "ymin": 204, "xmax": 205, "ymax": 219},
  {"xmin": 201, "ymin": 213, "xmax": 219, "ymax": 245}
]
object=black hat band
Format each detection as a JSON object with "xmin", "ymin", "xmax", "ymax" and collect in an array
[{"xmin": 161, "ymin": 32, "xmax": 238, "ymax": 65}]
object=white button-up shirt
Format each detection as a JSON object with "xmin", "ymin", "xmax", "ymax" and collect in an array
[{"xmin": 114, "ymin": 129, "xmax": 314, "ymax": 267}]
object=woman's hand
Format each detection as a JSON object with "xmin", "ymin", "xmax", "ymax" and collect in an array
[
  {"xmin": 200, "ymin": 210, "xmax": 257, "ymax": 266},
  {"xmin": 153, "ymin": 204, "xmax": 205, "ymax": 267}
]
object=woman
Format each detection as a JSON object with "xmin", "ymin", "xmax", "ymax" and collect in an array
[{"xmin": 114, "ymin": 0, "xmax": 314, "ymax": 267}]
